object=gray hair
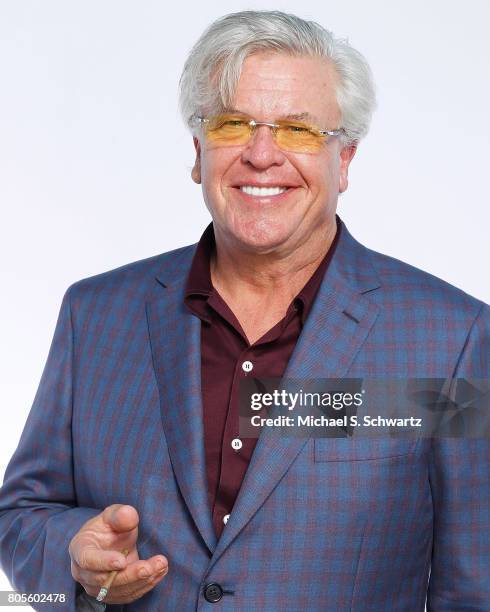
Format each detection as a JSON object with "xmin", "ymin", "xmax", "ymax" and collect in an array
[{"xmin": 178, "ymin": 10, "xmax": 376, "ymax": 146}]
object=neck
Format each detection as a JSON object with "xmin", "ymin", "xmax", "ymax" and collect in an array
[{"xmin": 210, "ymin": 220, "xmax": 337, "ymax": 304}]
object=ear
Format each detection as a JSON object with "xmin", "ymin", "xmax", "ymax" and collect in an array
[
  {"xmin": 191, "ymin": 137, "xmax": 201, "ymax": 184},
  {"xmin": 338, "ymin": 144, "xmax": 357, "ymax": 193}
]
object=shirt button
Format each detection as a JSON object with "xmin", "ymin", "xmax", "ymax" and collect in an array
[
  {"xmin": 242, "ymin": 360, "xmax": 253, "ymax": 373},
  {"xmin": 231, "ymin": 438, "xmax": 242, "ymax": 450},
  {"xmin": 223, "ymin": 514, "xmax": 230, "ymax": 525}
]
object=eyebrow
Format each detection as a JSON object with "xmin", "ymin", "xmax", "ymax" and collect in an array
[
  {"xmin": 222, "ymin": 107, "xmax": 319, "ymax": 124},
  {"xmin": 283, "ymin": 112, "xmax": 317, "ymax": 122}
]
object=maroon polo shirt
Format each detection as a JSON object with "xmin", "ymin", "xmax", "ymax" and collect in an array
[{"xmin": 184, "ymin": 221, "xmax": 340, "ymax": 539}]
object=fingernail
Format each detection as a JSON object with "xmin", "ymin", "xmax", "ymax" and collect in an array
[
  {"xmin": 139, "ymin": 569, "xmax": 149, "ymax": 579},
  {"xmin": 112, "ymin": 560, "xmax": 124, "ymax": 570},
  {"xmin": 151, "ymin": 569, "xmax": 166, "ymax": 582}
]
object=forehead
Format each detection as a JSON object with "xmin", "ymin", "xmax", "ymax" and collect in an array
[{"xmin": 230, "ymin": 52, "xmax": 340, "ymax": 125}]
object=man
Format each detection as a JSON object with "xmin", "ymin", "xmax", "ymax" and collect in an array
[{"xmin": 0, "ymin": 10, "xmax": 488, "ymax": 611}]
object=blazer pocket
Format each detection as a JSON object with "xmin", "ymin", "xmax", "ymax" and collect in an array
[{"xmin": 314, "ymin": 437, "xmax": 419, "ymax": 462}]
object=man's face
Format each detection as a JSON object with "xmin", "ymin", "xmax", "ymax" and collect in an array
[{"xmin": 191, "ymin": 52, "xmax": 356, "ymax": 254}]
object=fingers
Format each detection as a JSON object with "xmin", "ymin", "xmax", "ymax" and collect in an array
[
  {"xmin": 73, "ymin": 554, "xmax": 167, "ymax": 588},
  {"xmin": 101, "ymin": 569, "xmax": 167, "ymax": 605},
  {"xmin": 70, "ymin": 544, "xmax": 129, "ymax": 573},
  {"xmin": 77, "ymin": 555, "xmax": 169, "ymax": 604}
]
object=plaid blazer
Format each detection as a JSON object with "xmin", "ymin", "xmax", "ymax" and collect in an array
[{"xmin": 0, "ymin": 219, "xmax": 488, "ymax": 611}]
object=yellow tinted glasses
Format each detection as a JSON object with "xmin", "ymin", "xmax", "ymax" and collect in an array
[{"xmin": 194, "ymin": 113, "xmax": 344, "ymax": 153}]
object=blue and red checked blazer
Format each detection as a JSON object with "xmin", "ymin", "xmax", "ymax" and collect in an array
[{"xmin": 0, "ymin": 218, "xmax": 489, "ymax": 611}]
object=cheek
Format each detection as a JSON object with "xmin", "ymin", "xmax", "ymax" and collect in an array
[
  {"xmin": 294, "ymin": 153, "xmax": 338, "ymax": 194},
  {"xmin": 200, "ymin": 151, "xmax": 231, "ymax": 196},
  {"xmin": 200, "ymin": 153, "xmax": 216, "ymax": 185},
  {"xmin": 306, "ymin": 169, "xmax": 335, "ymax": 198},
  {"xmin": 320, "ymin": 159, "xmax": 341, "ymax": 195}
]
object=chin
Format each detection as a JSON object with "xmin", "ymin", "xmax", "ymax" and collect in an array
[{"xmin": 228, "ymin": 218, "xmax": 295, "ymax": 253}]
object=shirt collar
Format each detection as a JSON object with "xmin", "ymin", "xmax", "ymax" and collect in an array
[
  {"xmin": 184, "ymin": 222, "xmax": 215, "ymax": 299},
  {"xmin": 184, "ymin": 218, "xmax": 341, "ymax": 325}
]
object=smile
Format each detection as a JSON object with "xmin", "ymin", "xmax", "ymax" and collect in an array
[{"xmin": 239, "ymin": 185, "xmax": 289, "ymax": 197}]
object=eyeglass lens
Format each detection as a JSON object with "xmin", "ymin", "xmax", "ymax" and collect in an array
[{"xmin": 204, "ymin": 114, "xmax": 326, "ymax": 153}]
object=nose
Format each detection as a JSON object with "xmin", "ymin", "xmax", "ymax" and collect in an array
[{"xmin": 240, "ymin": 124, "xmax": 286, "ymax": 169}]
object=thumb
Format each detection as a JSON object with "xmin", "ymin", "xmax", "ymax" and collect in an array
[{"xmin": 102, "ymin": 504, "xmax": 139, "ymax": 534}]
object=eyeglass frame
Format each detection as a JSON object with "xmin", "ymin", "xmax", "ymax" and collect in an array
[{"xmin": 192, "ymin": 114, "xmax": 345, "ymax": 143}]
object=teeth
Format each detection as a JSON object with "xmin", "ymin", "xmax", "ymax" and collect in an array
[{"xmin": 240, "ymin": 185, "xmax": 288, "ymax": 197}]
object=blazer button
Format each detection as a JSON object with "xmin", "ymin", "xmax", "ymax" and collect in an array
[{"xmin": 204, "ymin": 583, "xmax": 223, "ymax": 603}]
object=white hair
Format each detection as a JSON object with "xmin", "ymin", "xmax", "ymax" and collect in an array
[{"xmin": 178, "ymin": 10, "xmax": 376, "ymax": 146}]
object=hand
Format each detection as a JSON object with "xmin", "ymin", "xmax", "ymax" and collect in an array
[{"xmin": 69, "ymin": 504, "xmax": 168, "ymax": 604}]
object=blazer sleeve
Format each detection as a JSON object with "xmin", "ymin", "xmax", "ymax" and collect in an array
[
  {"xmin": 427, "ymin": 303, "xmax": 490, "ymax": 610},
  {"xmin": 0, "ymin": 288, "xmax": 100, "ymax": 611}
]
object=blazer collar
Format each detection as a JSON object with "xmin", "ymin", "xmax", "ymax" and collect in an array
[{"xmin": 155, "ymin": 217, "xmax": 381, "ymax": 297}]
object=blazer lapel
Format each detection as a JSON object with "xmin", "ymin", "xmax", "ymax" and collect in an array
[
  {"xmin": 146, "ymin": 249, "xmax": 217, "ymax": 554},
  {"xmin": 209, "ymin": 223, "xmax": 381, "ymax": 567}
]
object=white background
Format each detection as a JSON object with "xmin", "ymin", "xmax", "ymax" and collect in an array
[{"xmin": 1, "ymin": 0, "xmax": 489, "ymax": 604}]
